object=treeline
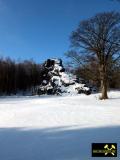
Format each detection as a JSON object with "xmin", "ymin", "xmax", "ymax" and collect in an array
[
  {"xmin": 74, "ymin": 61, "xmax": 120, "ymax": 90},
  {"xmin": 0, "ymin": 57, "xmax": 43, "ymax": 95},
  {"xmin": 66, "ymin": 54, "xmax": 120, "ymax": 90}
]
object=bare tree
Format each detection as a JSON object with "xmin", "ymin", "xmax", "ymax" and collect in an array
[{"xmin": 69, "ymin": 11, "xmax": 120, "ymax": 99}]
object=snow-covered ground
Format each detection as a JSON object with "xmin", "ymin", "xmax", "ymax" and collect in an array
[{"xmin": 0, "ymin": 91, "xmax": 120, "ymax": 160}]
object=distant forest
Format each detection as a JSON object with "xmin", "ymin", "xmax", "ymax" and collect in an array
[
  {"xmin": 0, "ymin": 56, "xmax": 120, "ymax": 96},
  {"xmin": 0, "ymin": 57, "xmax": 43, "ymax": 95}
]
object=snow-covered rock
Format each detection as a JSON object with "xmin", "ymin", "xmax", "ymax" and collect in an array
[{"xmin": 37, "ymin": 58, "xmax": 91, "ymax": 95}]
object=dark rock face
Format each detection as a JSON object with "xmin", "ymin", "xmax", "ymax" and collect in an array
[{"xmin": 37, "ymin": 58, "xmax": 91, "ymax": 95}]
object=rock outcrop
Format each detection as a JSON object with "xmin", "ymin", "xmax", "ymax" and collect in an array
[{"xmin": 37, "ymin": 58, "xmax": 91, "ymax": 95}]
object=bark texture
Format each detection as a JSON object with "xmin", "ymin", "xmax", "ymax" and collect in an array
[{"xmin": 99, "ymin": 64, "xmax": 108, "ymax": 99}]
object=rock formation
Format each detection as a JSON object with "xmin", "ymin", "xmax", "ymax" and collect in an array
[{"xmin": 37, "ymin": 58, "xmax": 91, "ymax": 95}]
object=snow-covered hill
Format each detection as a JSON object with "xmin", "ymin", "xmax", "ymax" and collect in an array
[{"xmin": 0, "ymin": 91, "xmax": 120, "ymax": 160}]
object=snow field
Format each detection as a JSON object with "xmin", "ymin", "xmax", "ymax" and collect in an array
[{"xmin": 0, "ymin": 91, "xmax": 120, "ymax": 160}]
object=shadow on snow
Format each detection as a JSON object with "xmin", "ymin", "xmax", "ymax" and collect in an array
[{"xmin": 0, "ymin": 126, "xmax": 120, "ymax": 160}]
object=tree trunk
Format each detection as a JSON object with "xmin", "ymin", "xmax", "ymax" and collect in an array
[{"xmin": 99, "ymin": 64, "xmax": 108, "ymax": 100}]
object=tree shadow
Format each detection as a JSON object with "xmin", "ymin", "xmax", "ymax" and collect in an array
[{"xmin": 0, "ymin": 126, "xmax": 120, "ymax": 160}]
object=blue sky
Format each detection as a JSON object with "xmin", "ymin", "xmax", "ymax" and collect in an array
[{"xmin": 0, "ymin": 0, "xmax": 120, "ymax": 63}]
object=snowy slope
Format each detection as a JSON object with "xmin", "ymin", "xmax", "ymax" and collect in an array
[{"xmin": 0, "ymin": 91, "xmax": 120, "ymax": 160}]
